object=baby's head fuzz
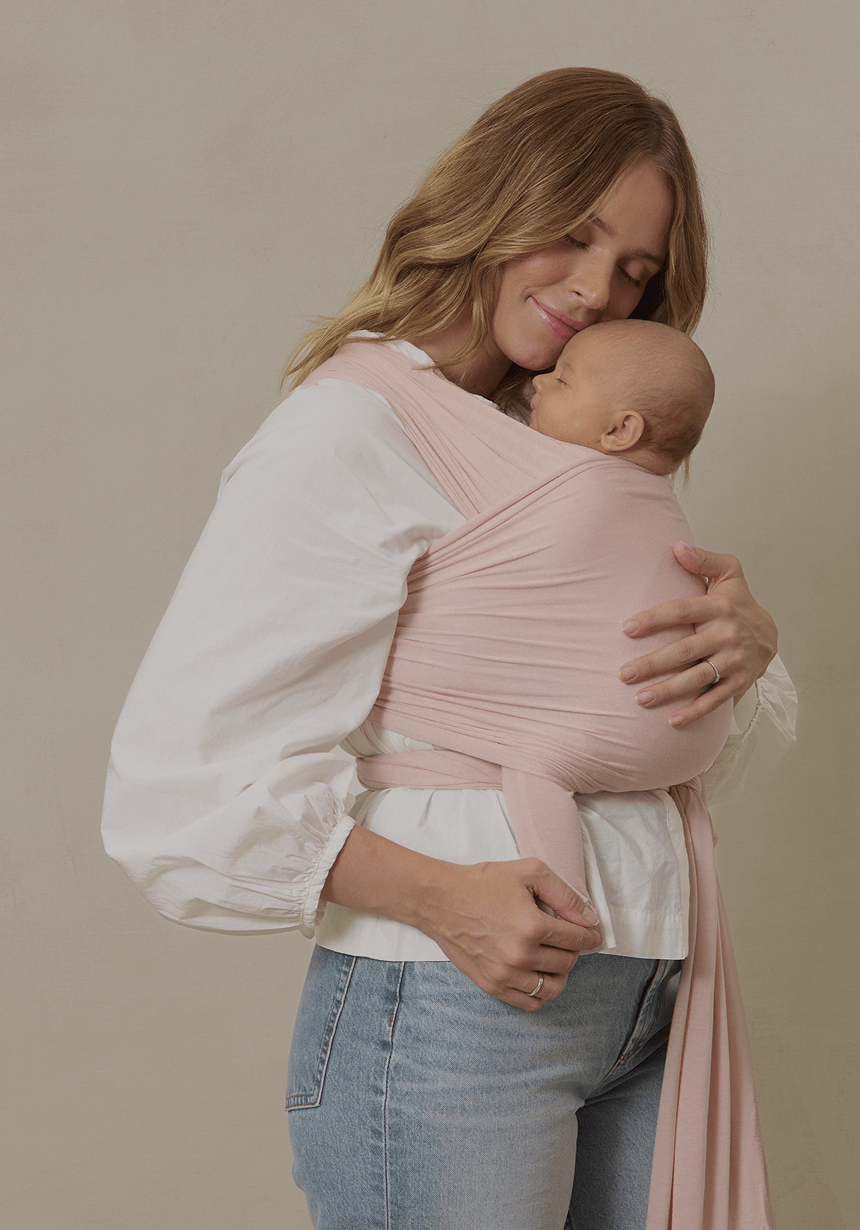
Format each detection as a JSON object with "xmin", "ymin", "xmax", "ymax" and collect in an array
[
  {"xmin": 534, "ymin": 320, "xmax": 714, "ymax": 473},
  {"xmin": 582, "ymin": 321, "xmax": 714, "ymax": 468}
]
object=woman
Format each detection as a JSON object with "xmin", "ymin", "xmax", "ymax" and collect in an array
[{"xmin": 103, "ymin": 69, "xmax": 795, "ymax": 1229}]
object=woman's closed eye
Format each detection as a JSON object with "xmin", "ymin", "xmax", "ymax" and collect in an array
[{"xmin": 563, "ymin": 232, "xmax": 645, "ymax": 289}]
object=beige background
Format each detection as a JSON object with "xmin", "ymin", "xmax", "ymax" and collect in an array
[{"xmin": 3, "ymin": 2, "xmax": 857, "ymax": 1227}]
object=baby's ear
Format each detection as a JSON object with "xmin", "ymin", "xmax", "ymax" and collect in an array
[{"xmin": 602, "ymin": 411, "xmax": 645, "ymax": 453}]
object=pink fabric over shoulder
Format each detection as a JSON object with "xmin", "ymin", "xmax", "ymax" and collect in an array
[{"xmin": 302, "ymin": 343, "xmax": 775, "ymax": 1230}]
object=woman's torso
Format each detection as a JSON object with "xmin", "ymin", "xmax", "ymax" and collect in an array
[{"xmin": 314, "ymin": 338, "xmax": 691, "ymax": 963}]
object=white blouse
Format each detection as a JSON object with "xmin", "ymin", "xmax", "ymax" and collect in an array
[{"xmin": 102, "ymin": 340, "xmax": 797, "ymax": 960}]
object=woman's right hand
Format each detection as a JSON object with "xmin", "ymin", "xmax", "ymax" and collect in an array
[
  {"xmin": 322, "ymin": 827, "xmax": 602, "ymax": 1012},
  {"xmin": 419, "ymin": 858, "xmax": 603, "ymax": 1011}
]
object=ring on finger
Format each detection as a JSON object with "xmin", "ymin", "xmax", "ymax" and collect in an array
[
  {"xmin": 703, "ymin": 659, "xmax": 720, "ymax": 687},
  {"xmin": 528, "ymin": 975, "xmax": 544, "ymax": 998}
]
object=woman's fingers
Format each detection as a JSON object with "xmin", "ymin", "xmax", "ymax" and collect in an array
[
  {"xmin": 619, "ymin": 619, "xmax": 716, "ymax": 682},
  {"xmin": 507, "ymin": 970, "xmax": 567, "ymax": 1011},
  {"xmin": 446, "ymin": 950, "xmax": 568, "ymax": 1013},
  {"xmin": 525, "ymin": 862, "xmax": 600, "ymax": 928},
  {"xmin": 634, "ymin": 664, "xmax": 739, "ymax": 726},
  {"xmin": 621, "ymin": 631, "xmax": 761, "ymax": 726},
  {"xmin": 670, "ymin": 540, "xmax": 743, "ymax": 586},
  {"xmin": 619, "ymin": 541, "xmax": 778, "ymax": 726},
  {"xmin": 427, "ymin": 859, "xmax": 602, "ymax": 1010},
  {"xmin": 484, "ymin": 964, "xmax": 575, "ymax": 1012}
]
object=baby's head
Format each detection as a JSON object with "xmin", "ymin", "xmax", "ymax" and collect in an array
[{"xmin": 529, "ymin": 320, "xmax": 714, "ymax": 474}]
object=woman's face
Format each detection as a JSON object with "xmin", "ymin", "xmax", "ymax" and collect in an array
[{"xmin": 489, "ymin": 159, "xmax": 674, "ymax": 374}]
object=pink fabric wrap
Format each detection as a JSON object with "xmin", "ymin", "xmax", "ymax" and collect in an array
[{"xmin": 303, "ymin": 343, "xmax": 775, "ymax": 1229}]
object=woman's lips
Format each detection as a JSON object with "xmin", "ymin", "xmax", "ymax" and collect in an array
[{"xmin": 531, "ymin": 298, "xmax": 586, "ymax": 341}]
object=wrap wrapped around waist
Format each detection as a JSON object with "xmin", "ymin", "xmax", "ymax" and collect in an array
[
  {"xmin": 356, "ymin": 748, "xmax": 593, "ymax": 901},
  {"xmin": 356, "ymin": 748, "xmax": 504, "ymax": 793}
]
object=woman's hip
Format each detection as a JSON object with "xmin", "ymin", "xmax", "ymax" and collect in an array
[{"xmin": 287, "ymin": 947, "xmax": 679, "ymax": 1230}]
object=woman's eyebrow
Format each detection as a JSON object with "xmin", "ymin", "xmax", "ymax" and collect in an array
[{"xmin": 589, "ymin": 215, "xmax": 665, "ymax": 269}]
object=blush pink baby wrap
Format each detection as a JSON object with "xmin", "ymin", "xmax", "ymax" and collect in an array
[{"xmin": 303, "ymin": 343, "xmax": 775, "ymax": 1230}]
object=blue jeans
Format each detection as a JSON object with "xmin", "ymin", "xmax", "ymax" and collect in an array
[{"xmin": 287, "ymin": 946, "xmax": 680, "ymax": 1230}]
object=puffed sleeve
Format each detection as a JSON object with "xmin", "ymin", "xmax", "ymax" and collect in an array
[
  {"xmin": 101, "ymin": 378, "xmax": 459, "ymax": 934},
  {"xmin": 703, "ymin": 654, "xmax": 797, "ymax": 805}
]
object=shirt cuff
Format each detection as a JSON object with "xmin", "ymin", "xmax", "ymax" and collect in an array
[{"xmin": 300, "ymin": 814, "xmax": 356, "ymax": 937}]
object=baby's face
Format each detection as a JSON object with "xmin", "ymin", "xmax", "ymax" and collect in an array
[{"xmin": 529, "ymin": 333, "xmax": 616, "ymax": 447}]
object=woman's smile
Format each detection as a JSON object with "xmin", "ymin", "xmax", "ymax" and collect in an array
[
  {"xmin": 486, "ymin": 159, "xmax": 674, "ymax": 377},
  {"xmin": 530, "ymin": 299, "xmax": 588, "ymax": 341}
]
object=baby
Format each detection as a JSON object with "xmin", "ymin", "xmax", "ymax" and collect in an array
[{"xmin": 529, "ymin": 318, "xmax": 714, "ymax": 474}]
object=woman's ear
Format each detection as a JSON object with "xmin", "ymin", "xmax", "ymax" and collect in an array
[{"xmin": 600, "ymin": 411, "xmax": 645, "ymax": 453}]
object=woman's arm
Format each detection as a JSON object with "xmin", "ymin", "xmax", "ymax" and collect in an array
[
  {"xmin": 617, "ymin": 543, "xmax": 778, "ymax": 727},
  {"xmin": 103, "ymin": 375, "xmax": 600, "ymax": 1001},
  {"xmin": 102, "ymin": 383, "xmax": 448, "ymax": 933},
  {"xmin": 321, "ymin": 825, "xmax": 601, "ymax": 1011}
]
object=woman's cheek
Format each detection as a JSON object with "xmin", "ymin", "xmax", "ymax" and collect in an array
[{"xmin": 506, "ymin": 246, "xmax": 572, "ymax": 284}]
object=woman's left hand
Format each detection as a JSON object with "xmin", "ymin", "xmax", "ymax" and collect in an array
[{"xmin": 618, "ymin": 541, "xmax": 778, "ymax": 728}]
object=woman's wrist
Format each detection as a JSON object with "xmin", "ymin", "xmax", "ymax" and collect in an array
[{"xmin": 320, "ymin": 823, "xmax": 460, "ymax": 935}]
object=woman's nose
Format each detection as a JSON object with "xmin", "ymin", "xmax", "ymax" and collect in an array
[{"xmin": 567, "ymin": 255, "xmax": 612, "ymax": 313}]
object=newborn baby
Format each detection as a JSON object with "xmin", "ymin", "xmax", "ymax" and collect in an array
[{"xmin": 529, "ymin": 318, "xmax": 714, "ymax": 474}]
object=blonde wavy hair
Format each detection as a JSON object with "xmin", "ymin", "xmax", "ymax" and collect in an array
[{"xmin": 284, "ymin": 67, "xmax": 708, "ymax": 419}]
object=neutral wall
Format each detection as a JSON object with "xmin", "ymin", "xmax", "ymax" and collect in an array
[{"xmin": 3, "ymin": 2, "xmax": 857, "ymax": 1227}]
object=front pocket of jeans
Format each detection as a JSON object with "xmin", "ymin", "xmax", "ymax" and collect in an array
[{"xmin": 286, "ymin": 947, "xmax": 355, "ymax": 1110}]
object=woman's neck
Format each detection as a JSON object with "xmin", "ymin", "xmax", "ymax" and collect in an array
[{"xmin": 409, "ymin": 314, "xmax": 510, "ymax": 399}]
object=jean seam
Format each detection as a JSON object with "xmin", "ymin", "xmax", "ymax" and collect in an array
[
  {"xmin": 383, "ymin": 961, "xmax": 406, "ymax": 1230},
  {"xmin": 594, "ymin": 958, "xmax": 671, "ymax": 1089},
  {"xmin": 286, "ymin": 952, "xmax": 356, "ymax": 1109}
]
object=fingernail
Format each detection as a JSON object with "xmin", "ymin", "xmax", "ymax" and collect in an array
[
  {"xmin": 622, "ymin": 620, "xmax": 639, "ymax": 635},
  {"xmin": 619, "ymin": 665, "xmax": 637, "ymax": 682},
  {"xmin": 583, "ymin": 907, "xmax": 600, "ymax": 926},
  {"xmin": 636, "ymin": 689, "xmax": 655, "ymax": 706},
  {"xmin": 669, "ymin": 713, "xmax": 684, "ymax": 728}
]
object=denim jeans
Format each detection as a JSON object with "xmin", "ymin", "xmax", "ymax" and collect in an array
[{"xmin": 287, "ymin": 946, "xmax": 680, "ymax": 1230}]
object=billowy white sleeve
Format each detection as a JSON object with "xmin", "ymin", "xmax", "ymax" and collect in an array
[
  {"xmin": 703, "ymin": 655, "xmax": 797, "ymax": 805},
  {"xmin": 101, "ymin": 379, "xmax": 459, "ymax": 934}
]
